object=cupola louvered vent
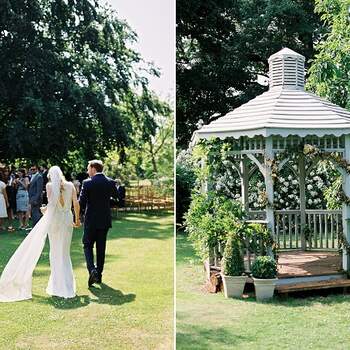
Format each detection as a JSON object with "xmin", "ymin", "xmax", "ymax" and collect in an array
[{"xmin": 268, "ymin": 48, "xmax": 305, "ymax": 89}]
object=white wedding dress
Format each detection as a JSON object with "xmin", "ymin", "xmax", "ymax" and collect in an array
[{"xmin": 0, "ymin": 166, "xmax": 76, "ymax": 302}]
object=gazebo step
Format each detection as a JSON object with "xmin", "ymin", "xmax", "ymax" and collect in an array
[
  {"xmin": 276, "ymin": 278, "xmax": 350, "ymax": 294},
  {"xmin": 276, "ymin": 273, "xmax": 346, "ymax": 286}
]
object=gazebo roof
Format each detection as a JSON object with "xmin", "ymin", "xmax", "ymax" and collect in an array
[{"xmin": 192, "ymin": 48, "xmax": 350, "ymax": 142}]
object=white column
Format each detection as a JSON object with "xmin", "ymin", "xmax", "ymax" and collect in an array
[
  {"xmin": 342, "ymin": 134, "xmax": 350, "ymax": 271},
  {"xmin": 298, "ymin": 153, "xmax": 307, "ymax": 250},
  {"xmin": 240, "ymin": 157, "xmax": 249, "ymax": 213},
  {"xmin": 264, "ymin": 136, "xmax": 275, "ymax": 238}
]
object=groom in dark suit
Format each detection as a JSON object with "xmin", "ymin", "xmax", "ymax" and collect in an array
[{"xmin": 79, "ymin": 160, "xmax": 118, "ymax": 287}]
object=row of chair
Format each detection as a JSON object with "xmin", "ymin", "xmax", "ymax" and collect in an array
[{"xmin": 113, "ymin": 185, "xmax": 173, "ymax": 215}]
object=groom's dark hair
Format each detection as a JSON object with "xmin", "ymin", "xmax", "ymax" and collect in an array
[{"xmin": 89, "ymin": 160, "xmax": 103, "ymax": 173}]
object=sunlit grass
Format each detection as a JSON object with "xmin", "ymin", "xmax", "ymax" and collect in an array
[
  {"xmin": 0, "ymin": 212, "xmax": 174, "ymax": 350},
  {"xmin": 177, "ymin": 233, "xmax": 350, "ymax": 350}
]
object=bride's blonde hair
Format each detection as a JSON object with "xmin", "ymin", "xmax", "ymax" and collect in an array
[
  {"xmin": 48, "ymin": 166, "xmax": 66, "ymax": 183},
  {"xmin": 47, "ymin": 166, "xmax": 67, "ymax": 205}
]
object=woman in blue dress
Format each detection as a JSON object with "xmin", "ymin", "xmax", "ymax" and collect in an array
[{"xmin": 15, "ymin": 169, "xmax": 30, "ymax": 230}]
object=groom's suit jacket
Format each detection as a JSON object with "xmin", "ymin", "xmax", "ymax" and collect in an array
[
  {"xmin": 79, "ymin": 173, "xmax": 118, "ymax": 229},
  {"xmin": 28, "ymin": 173, "xmax": 44, "ymax": 206}
]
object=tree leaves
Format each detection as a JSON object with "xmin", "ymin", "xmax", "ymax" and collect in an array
[{"xmin": 0, "ymin": 0, "xmax": 168, "ymax": 170}]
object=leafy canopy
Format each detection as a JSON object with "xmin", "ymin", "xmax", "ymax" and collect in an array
[{"xmin": 0, "ymin": 0, "xmax": 168, "ymax": 167}]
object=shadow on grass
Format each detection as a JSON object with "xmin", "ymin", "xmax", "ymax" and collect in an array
[
  {"xmin": 89, "ymin": 283, "xmax": 136, "ymax": 305},
  {"xmin": 33, "ymin": 283, "xmax": 135, "ymax": 309},
  {"xmin": 177, "ymin": 324, "xmax": 253, "ymax": 349}
]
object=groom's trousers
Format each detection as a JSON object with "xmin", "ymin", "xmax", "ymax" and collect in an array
[
  {"xmin": 82, "ymin": 226, "xmax": 109, "ymax": 275},
  {"xmin": 31, "ymin": 204, "xmax": 42, "ymax": 227}
]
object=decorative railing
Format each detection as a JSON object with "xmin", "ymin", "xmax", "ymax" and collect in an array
[
  {"xmin": 207, "ymin": 209, "xmax": 343, "ymax": 278},
  {"xmin": 275, "ymin": 209, "xmax": 342, "ymax": 250},
  {"xmin": 209, "ymin": 221, "xmax": 275, "ymax": 273}
]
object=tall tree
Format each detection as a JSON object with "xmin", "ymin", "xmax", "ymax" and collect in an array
[
  {"xmin": 307, "ymin": 0, "xmax": 350, "ymax": 109},
  {"xmin": 0, "ymin": 0, "xmax": 163, "ymax": 165},
  {"xmin": 177, "ymin": 0, "xmax": 324, "ymax": 148}
]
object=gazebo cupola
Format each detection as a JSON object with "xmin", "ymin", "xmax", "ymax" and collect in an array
[
  {"xmin": 268, "ymin": 47, "xmax": 305, "ymax": 89},
  {"xmin": 192, "ymin": 47, "xmax": 350, "ymax": 272}
]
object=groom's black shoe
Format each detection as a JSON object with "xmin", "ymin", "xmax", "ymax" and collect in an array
[
  {"xmin": 88, "ymin": 269, "xmax": 99, "ymax": 287},
  {"xmin": 97, "ymin": 274, "xmax": 102, "ymax": 284}
]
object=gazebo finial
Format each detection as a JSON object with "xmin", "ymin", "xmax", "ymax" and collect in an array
[{"xmin": 268, "ymin": 47, "xmax": 305, "ymax": 90}]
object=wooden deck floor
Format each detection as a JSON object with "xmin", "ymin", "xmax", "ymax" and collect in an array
[{"xmin": 277, "ymin": 250, "xmax": 342, "ymax": 278}]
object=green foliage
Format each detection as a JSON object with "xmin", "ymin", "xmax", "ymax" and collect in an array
[
  {"xmin": 221, "ymin": 232, "xmax": 245, "ymax": 276},
  {"xmin": 0, "ymin": 0, "xmax": 169, "ymax": 167},
  {"xmin": 185, "ymin": 191, "xmax": 246, "ymax": 260},
  {"xmin": 247, "ymin": 223, "xmax": 276, "ymax": 258},
  {"xmin": 176, "ymin": 155, "xmax": 196, "ymax": 224},
  {"xmin": 177, "ymin": 0, "xmax": 324, "ymax": 147},
  {"xmin": 103, "ymin": 108, "xmax": 173, "ymax": 186},
  {"xmin": 324, "ymin": 176, "xmax": 342, "ymax": 209},
  {"xmin": 307, "ymin": 0, "xmax": 350, "ymax": 109},
  {"xmin": 251, "ymin": 256, "xmax": 277, "ymax": 279}
]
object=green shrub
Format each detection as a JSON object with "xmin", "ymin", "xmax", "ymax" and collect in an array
[
  {"xmin": 176, "ymin": 163, "xmax": 196, "ymax": 224},
  {"xmin": 251, "ymin": 256, "xmax": 277, "ymax": 279},
  {"xmin": 221, "ymin": 233, "xmax": 245, "ymax": 276},
  {"xmin": 185, "ymin": 191, "xmax": 246, "ymax": 260}
]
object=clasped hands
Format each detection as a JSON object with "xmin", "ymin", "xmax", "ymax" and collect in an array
[{"xmin": 73, "ymin": 220, "xmax": 81, "ymax": 228}]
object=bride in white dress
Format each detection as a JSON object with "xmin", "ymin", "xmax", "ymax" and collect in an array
[{"xmin": 0, "ymin": 166, "xmax": 81, "ymax": 302}]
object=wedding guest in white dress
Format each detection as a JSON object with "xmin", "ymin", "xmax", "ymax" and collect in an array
[{"xmin": 0, "ymin": 174, "xmax": 9, "ymax": 231}]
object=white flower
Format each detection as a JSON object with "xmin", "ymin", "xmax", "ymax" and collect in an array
[
  {"xmin": 307, "ymin": 184, "xmax": 313, "ymax": 190},
  {"xmin": 284, "ymin": 181, "xmax": 289, "ymax": 187},
  {"xmin": 310, "ymin": 171, "xmax": 315, "ymax": 176},
  {"xmin": 292, "ymin": 180, "xmax": 298, "ymax": 185},
  {"xmin": 308, "ymin": 199, "xmax": 313, "ymax": 205},
  {"xmin": 282, "ymin": 187, "xmax": 288, "ymax": 193},
  {"xmin": 288, "ymin": 175, "xmax": 293, "ymax": 180},
  {"xmin": 279, "ymin": 177, "xmax": 285, "ymax": 182},
  {"xmin": 279, "ymin": 199, "xmax": 284, "ymax": 203}
]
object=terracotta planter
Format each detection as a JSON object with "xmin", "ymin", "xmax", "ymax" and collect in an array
[
  {"xmin": 253, "ymin": 277, "xmax": 278, "ymax": 301},
  {"xmin": 221, "ymin": 274, "xmax": 247, "ymax": 298}
]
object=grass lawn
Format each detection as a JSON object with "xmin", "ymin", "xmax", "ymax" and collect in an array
[
  {"xmin": 0, "ymin": 212, "xmax": 174, "ymax": 350},
  {"xmin": 176, "ymin": 233, "xmax": 350, "ymax": 350}
]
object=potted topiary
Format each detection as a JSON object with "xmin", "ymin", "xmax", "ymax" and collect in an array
[
  {"xmin": 251, "ymin": 256, "xmax": 278, "ymax": 301},
  {"xmin": 220, "ymin": 232, "xmax": 247, "ymax": 298}
]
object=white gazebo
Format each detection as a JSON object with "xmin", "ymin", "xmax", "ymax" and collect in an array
[{"xmin": 192, "ymin": 48, "xmax": 350, "ymax": 287}]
